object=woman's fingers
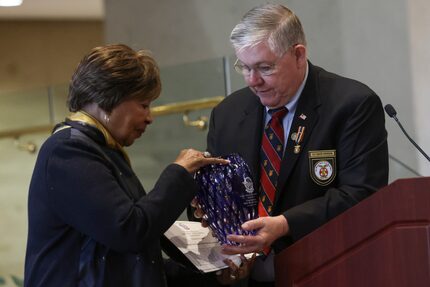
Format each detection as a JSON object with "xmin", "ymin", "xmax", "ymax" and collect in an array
[{"xmin": 174, "ymin": 149, "xmax": 229, "ymax": 173}]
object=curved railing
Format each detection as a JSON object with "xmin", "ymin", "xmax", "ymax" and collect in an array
[{"xmin": 0, "ymin": 96, "xmax": 225, "ymax": 139}]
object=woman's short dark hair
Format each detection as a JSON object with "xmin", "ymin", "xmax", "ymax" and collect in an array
[{"xmin": 68, "ymin": 44, "xmax": 161, "ymax": 113}]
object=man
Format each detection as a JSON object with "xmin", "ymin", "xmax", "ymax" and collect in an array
[{"xmin": 207, "ymin": 3, "xmax": 388, "ymax": 286}]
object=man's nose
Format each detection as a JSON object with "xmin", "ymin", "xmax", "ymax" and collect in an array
[{"xmin": 246, "ymin": 69, "xmax": 263, "ymax": 87}]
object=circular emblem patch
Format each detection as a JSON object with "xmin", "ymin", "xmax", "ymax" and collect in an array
[{"xmin": 314, "ymin": 160, "xmax": 333, "ymax": 181}]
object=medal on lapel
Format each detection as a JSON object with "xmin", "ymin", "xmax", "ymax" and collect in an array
[{"xmin": 293, "ymin": 126, "xmax": 305, "ymax": 154}]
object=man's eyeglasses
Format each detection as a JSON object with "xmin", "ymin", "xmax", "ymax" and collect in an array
[
  {"xmin": 233, "ymin": 58, "xmax": 280, "ymax": 77},
  {"xmin": 233, "ymin": 45, "xmax": 298, "ymax": 77}
]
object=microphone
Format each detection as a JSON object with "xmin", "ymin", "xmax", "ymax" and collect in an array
[{"xmin": 384, "ymin": 104, "xmax": 430, "ymax": 162}]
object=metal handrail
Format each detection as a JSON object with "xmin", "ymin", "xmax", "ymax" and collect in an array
[
  {"xmin": 151, "ymin": 96, "xmax": 224, "ymax": 116},
  {"xmin": 0, "ymin": 96, "xmax": 225, "ymax": 140}
]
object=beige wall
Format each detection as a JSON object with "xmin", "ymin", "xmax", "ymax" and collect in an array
[{"xmin": 0, "ymin": 20, "xmax": 103, "ymax": 92}]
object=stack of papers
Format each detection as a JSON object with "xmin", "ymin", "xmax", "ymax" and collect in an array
[{"xmin": 164, "ymin": 221, "xmax": 256, "ymax": 273}]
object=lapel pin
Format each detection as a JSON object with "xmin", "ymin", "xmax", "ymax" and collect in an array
[
  {"xmin": 290, "ymin": 132, "xmax": 298, "ymax": 142},
  {"xmin": 294, "ymin": 126, "xmax": 306, "ymax": 154},
  {"xmin": 299, "ymin": 113, "xmax": 307, "ymax": 120}
]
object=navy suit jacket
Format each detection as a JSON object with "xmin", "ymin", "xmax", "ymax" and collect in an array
[
  {"xmin": 25, "ymin": 121, "xmax": 198, "ymax": 287},
  {"xmin": 207, "ymin": 62, "xmax": 388, "ymax": 252}
]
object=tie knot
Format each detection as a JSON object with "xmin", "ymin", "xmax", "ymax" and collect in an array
[{"xmin": 268, "ymin": 107, "xmax": 288, "ymax": 120}]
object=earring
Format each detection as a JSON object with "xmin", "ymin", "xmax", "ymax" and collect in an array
[{"xmin": 104, "ymin": 114, "xmax": 110, "ymax": 124}]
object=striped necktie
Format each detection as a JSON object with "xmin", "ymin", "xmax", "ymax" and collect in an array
[{"xmin": 259, "ymin": 107, "xmax": 288, "ymax": 217}]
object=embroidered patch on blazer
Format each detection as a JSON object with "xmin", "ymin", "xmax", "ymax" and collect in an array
[{"xmin": 308, "ymin": 150, "xmax": 336, "ymax": 186}]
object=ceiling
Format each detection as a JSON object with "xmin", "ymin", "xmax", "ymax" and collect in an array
[{"xmin": 0, "ymin": 0, "xmax": 104, "ymax": 19}]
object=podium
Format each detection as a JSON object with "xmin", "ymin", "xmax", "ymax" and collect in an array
[{"xmin": 274, "ymin": 177, "xmax": 430, "ymax": 287}]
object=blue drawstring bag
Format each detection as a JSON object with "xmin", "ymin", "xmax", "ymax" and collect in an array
[{"xmin": 194, "ymin": 153, "xmax": 258, "ymax": 245}]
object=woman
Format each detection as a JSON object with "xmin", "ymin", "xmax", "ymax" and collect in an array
[{"xmin": 24, "ymin": 44, "xmax": 227, "ymax": 287}]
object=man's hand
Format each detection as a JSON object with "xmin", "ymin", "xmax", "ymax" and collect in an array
[{"xmin": 221, "ymin": 215, "xmax": 289, "ymax": 255}]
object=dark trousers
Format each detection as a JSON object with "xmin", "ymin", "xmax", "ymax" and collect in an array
[
  {"xmin": 219, "ymin": 277, "xmax": 273, "ymax": 287},
  {"xmin": 164, "ymin": 259, "xmax": 221, "ymax": 287},
  {"xmin": 248, "ymin": 278, "xmax": 275, "ymax": 287}
]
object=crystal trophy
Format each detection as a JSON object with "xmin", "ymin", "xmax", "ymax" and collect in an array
[{"xmin": 194, "ymin": 153, "xmax": 258, "ymax": 245}]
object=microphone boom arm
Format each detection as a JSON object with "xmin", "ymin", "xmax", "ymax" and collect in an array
[{"xmin": 391, "ymin": 114, "xmax": 430, "ymax": 162}]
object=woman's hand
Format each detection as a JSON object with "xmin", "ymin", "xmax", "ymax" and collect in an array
[
  {"xmin": 174, "ymin": 149, "xmax": 229, "ymax": 173},
  {"xmin": 216, "ymin": 254, "xmax": 257, "ymax": 285},
  {"xmin": 190, "ymin": 197, "xmax": 209, "ymax": 227}
]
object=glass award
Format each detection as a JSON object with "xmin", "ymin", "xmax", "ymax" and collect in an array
[{"xmin": 195, "ymin": 153, "xmax": 258, "ymax": 245}]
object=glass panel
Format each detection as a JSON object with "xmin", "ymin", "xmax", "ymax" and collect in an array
[
  {"xmin": 159, "ymin": 57, "xmax": 226, "ymax": 103},
  {"xmin": 50, "ymin": 84, "xmax": 70, "ymax": 123},
  {"xmin": 0, "ymin": 88, "xmax": 51, "ymax": 131},
  {"xmin": 226, "ymin": 54, "xmax": 247, "ymax": 93},
  {"xmin": 0, "ymin": 132, "xmax": 49, "ymax": 284},
  {"xmin": 126, "ymin": 58, "xmax": 227, "ymax": 219},
  {"xmin": 126, "ymin": 112, "xmax": 209, "ymax": 196},
  {"xmin": 389, "ymin": 155, "xmax": 421, "ymax": 182}
]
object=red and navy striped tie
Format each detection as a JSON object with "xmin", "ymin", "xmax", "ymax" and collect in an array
[{"xmin": 259, "ymin": 107, "xmax": 288, "ymax": 217}]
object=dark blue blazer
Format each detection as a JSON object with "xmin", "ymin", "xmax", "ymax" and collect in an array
[{"xmin": 24, "ymin": 121, "xmax": 198, "ymax": 287}]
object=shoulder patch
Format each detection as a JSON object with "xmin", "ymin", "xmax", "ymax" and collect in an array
[{"xmin": 308, "ymin": 150, "xmax": 336, "ymax": 186}]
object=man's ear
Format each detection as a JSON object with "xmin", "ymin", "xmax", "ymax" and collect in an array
[{"xmin": 293, "ymin": 44, "xmax": 307, "ymax": 67}]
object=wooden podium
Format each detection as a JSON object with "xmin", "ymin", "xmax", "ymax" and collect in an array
[{"xmin": 274, "ymin": 177, "xmax": 430, "ymax": 287}]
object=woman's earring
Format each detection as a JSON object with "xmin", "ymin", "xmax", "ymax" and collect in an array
[{"xmin": 104, "ymin": 114, "xmax": 110, "ymax": 124}]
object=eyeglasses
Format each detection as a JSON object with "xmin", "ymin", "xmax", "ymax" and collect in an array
[
  {"xmin": 233, "ymin": 58, "xmax": 280, "ymax": 77},
  {"xmin": 233, "ymin": 45, "xmax": 298, "ymax": 77}
]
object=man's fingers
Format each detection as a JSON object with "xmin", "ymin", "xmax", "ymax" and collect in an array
[
  {"xmin": 242, "ymin": 217, "xmax": 264, "ymax": 231},
  {"xmin": 221, "ymin": 244, "xmax": 260, "ymax": 255},
  {"xmin": 222, "ymin": 234, "xmax": 266, "ymax": 254},
  {"xmin": 226, "ymin": 234, "xmax": 247, "ymax": 243},
  {"xmin": 227, "ymin": 234, "xmax": 261, "ymax": 246}
]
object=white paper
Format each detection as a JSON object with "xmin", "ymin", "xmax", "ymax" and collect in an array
[{"xmin": 164, "ymin": 221, "xmax": 255, "ymax": 273}]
